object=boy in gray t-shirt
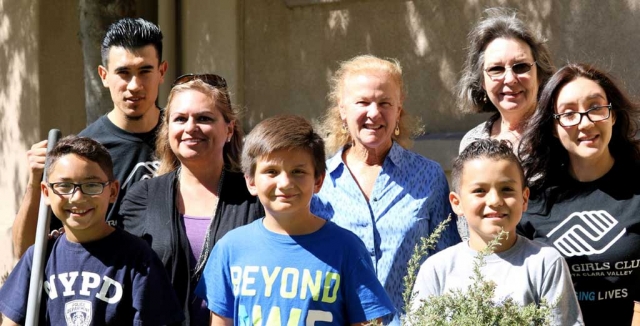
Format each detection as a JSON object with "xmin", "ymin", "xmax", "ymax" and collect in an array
[{"xmin": 411, "ymin": 139, "xmax": 583, "ymax": 325}]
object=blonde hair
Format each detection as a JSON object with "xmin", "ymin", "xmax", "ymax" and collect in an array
[
  {"xmin": 320, "ymin": 54, "xmax": 423, "ymax": 155},
  {"xmin": 156, "ymin": 79, "xmax": 243, "ymax": 175}
]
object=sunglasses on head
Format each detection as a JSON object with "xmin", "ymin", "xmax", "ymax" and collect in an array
[{"xmin": 171, "ymin": 73, "xmax": 228, "ymax": 89}]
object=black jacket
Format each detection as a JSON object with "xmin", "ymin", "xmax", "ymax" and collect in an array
[{"xmin": 119, "ymin": 169, "xmax": 264, "ymax": 326}]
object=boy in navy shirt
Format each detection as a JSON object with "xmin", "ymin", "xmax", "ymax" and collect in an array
[
  {"xmin": 0, "ymin": 136, "xmax": 183, "ymax": 325},
  {"xmin": 196, "ymin": 115, "xmax": 394, "ymax": 325}
]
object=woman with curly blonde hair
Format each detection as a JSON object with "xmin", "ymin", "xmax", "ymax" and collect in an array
[{"xmin": 312, "ymin": 54, "xmax": 460, "ymax": 325}]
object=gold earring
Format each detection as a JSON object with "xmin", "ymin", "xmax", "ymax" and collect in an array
[
  {"xmin": 394, "ymin": 123, "xmax": 400, "ymax": 136},
  {"xmin": 341, "ymin": 122, "xmax": 348, "ymax": 133}
]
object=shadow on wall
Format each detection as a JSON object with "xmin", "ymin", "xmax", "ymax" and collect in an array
[
  {"xmin": 546, "ymin": 0, "xmax": 640, "ymax": 98},
  {"xmin": 233, "ymin": 0, "xmax": 640, "ymax": 136},
  {"xmin": 0, "ymin": 1, "xmax": 39, "ymax": 223}
]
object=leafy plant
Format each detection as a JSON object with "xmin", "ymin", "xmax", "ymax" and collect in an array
[{"xmin": 398, "ymin": 217, "xmax": 555, "ymax": 326}]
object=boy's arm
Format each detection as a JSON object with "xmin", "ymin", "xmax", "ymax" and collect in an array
[
  {"xmin": 632, "ymin": 302, "xmax": 640, "ymax": 326},
  {"xmin": 12, "ymin": 140, "xmax": 48, "ymax": 258},
  {"xmin": 195, "ymin": 241, "xmax": 236, "ymax": 321},
  {"xmin": 1, "ymin": 315, "xmax": 20, "ymax": 326},
  {"xmin": 0, "ymin": 248, "xmax": 35, "ymax": 326},
  {"xmin": 345, "ymin": 249, "xmax": 395, "ymax": 324},
  {"xmin": 132, "ymin": 251, "xmax": 185, "ymax": 325},
  {"xmin": 409, "ymin": 260, "xmax": 439, "ymax": 313},
  {"xmin": 351, "ymin": 317, "xmax": 382, "ymax": 326},
  {"xmin": 541, "ymin": 255, "xmax": 584, "ymax": 325},
  {"xmin": 210, "ymin": 312, "xmax": 233, "ymax": 326}
]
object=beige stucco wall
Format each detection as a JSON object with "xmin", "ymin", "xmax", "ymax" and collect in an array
[
  {"xmin": 0, "ymin": 0, "xmax": 40, "ymax": 281},
  {"xmin": 0, "ymin": 0, "xmax": 85, "ymax": 283},
  {"xmin": 180, "ymin": 0, "xmax": 242, "ymax": 104},
  {"xmin": 5, "ymin": 0, "xmax": 640, "ymax": 281},
  {"xmin": 221, "ymin": 0, "xmax": 640, "ymax": 168}
]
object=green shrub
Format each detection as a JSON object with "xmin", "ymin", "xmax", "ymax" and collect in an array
[{"xmin": 399, "ymin": 216, "xmax": 555, "ymax": 326}]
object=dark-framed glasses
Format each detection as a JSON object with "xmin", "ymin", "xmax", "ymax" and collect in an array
[
  {"xmin": 171, "ymin": 74, "xmax": 227, "ymax": 89},
  {"xmin": 553, "ymin": 104, "xmax": 612, "ymax": 127},
  {"xmin": 484, "ymin": 62, "xmax": 536, "ymax": 80},
  {"xmin": 48, "ymin": 181, "xmax": 111, "ymax": 196}
]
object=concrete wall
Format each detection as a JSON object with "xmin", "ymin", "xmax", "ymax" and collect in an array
[
  {"xmin": 241, "ymin": 0, "xmax": 477, "ymax": 131},
  {"xmin": 0, "ymin": 0, "xmax": 39, "ymax": 281},
  {"xmin": 0, "ymin": 0, "xmax": 85, "ymax": 284},
  {"xmin": 233, "ymin": 0, "xmax": 640, "ymax": 168},
  {"xmin": 179, "ymin": 0, "xmax": 242, "ymax": 104},
  {"xmin": 4, "ymin": 0, "xmax": 640, "ymax": 280}
]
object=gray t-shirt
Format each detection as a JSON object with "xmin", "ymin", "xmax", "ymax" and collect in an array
[{"xmin": 411, "ymin": 236, "xmax": 584, "ymax": 325}]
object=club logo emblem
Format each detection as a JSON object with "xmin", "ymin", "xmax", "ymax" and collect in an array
[
  {"xmin": 547, "ymin": 210, "xmax": 625, "ymax": 257},
  {"xmin": 121, "ymin": 160, "xmax": 160, "ymax": 189}
]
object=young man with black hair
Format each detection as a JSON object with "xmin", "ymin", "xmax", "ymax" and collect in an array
[{"xmin": 12, "ymin": 17, "xmax": 167, "ymax": 258}]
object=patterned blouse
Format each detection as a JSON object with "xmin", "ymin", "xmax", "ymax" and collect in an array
[{"xmin": 311, "ymin": 142, "xmax": 461, "ymax": 325}]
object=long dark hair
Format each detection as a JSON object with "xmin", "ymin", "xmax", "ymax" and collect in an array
[{"xmin": 519, "ymin": 63, "xmax": 640, "ymax": 195}]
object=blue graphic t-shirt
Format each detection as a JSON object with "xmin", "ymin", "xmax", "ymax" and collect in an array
[
  {"xmin": 310, "ymin": 142, "xmax": 460, "ymax": 325},
  {"xmin": 0, "ymin": 229, "xmax": 184, "ymax": 325},
  {"xmin": 195, "ymin": 219, "xmax": 395, "ymax": 325},
  {"xmin": 518, "ymin": 161, "xmax": 640, "ymax": 325}
]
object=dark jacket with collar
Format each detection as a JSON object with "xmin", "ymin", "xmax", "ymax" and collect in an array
[{"xmin": 119, "ymin": 169, "xmax": 264, "ymax": 326}]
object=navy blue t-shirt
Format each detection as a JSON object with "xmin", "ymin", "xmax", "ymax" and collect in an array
[{"xmin": 0, "ymin": 228, "xmax": 184, "ymax": 325}]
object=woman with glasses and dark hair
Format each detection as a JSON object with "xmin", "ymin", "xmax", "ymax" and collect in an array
[
  {"xmin": 457, "ymin": 8, "xmax": 555, "ymax": 153},
  {"xmin": 119, "ymin": 74, "xmax": 263, "ymax": 325},
  {"xmin": 517, "ymin": 63, "xmax": 640, "ymax": 325}
]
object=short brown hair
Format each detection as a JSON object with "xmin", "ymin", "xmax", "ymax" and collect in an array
[
  {"xmin": 46, "ymin": 135, "xmax": 114, "ymax": 181},
  {"xmin": 242, "ymin": 115, "xmax": 326, "ymax": 179},
  {"xmin": 451, "ymin": 138, "xmax": 525, "ymax": 192}
]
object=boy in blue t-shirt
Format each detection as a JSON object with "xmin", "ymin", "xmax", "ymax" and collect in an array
[
  {"xmin": 0, "ymin": 136, "xmax": 184, "ymax": 325},
  {"xmin": 196, "ymin": 115, "xmax": 394, "ymax": 325}
]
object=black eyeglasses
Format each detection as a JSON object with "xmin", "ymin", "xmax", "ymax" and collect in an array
[
  {"xmin": 48, "ymin": 181, "xmax": 111, "ymax": 196},
  {"xmin": 484, "ymin": 62, "xmax": 536, "ymax": 80},
  {"xmin": 553, "ymin": 104, "xmax": 612, "ymax": 127},
  {"xmin": 171, "ymin": 74, "xmax": 228, "ymax": 89}
]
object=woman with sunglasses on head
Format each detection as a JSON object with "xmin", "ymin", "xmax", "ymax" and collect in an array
[
  {"xmin": 517, "ymin": 63, "xmax": 640, "ymax": 325},
  {"xmin": 457, "ymin": 8, "xmax": 555, "ymax": 153},
  {"xmin": 119, "ymin": 74, "xmax": 263, "ymax": 326}
]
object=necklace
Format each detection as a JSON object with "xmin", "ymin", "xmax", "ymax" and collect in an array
[{"xmin": 494, "ymin": 119, "xmax": 522, "ymax": 146}]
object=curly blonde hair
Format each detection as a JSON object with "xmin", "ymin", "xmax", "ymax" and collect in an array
[
  {"xmin": 320, "ymin": 54, "xmax": 423, "ymax": 155},
  {"xmin": 155, "ymin": 79, "xmax": 243, "ymax": 175}
]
